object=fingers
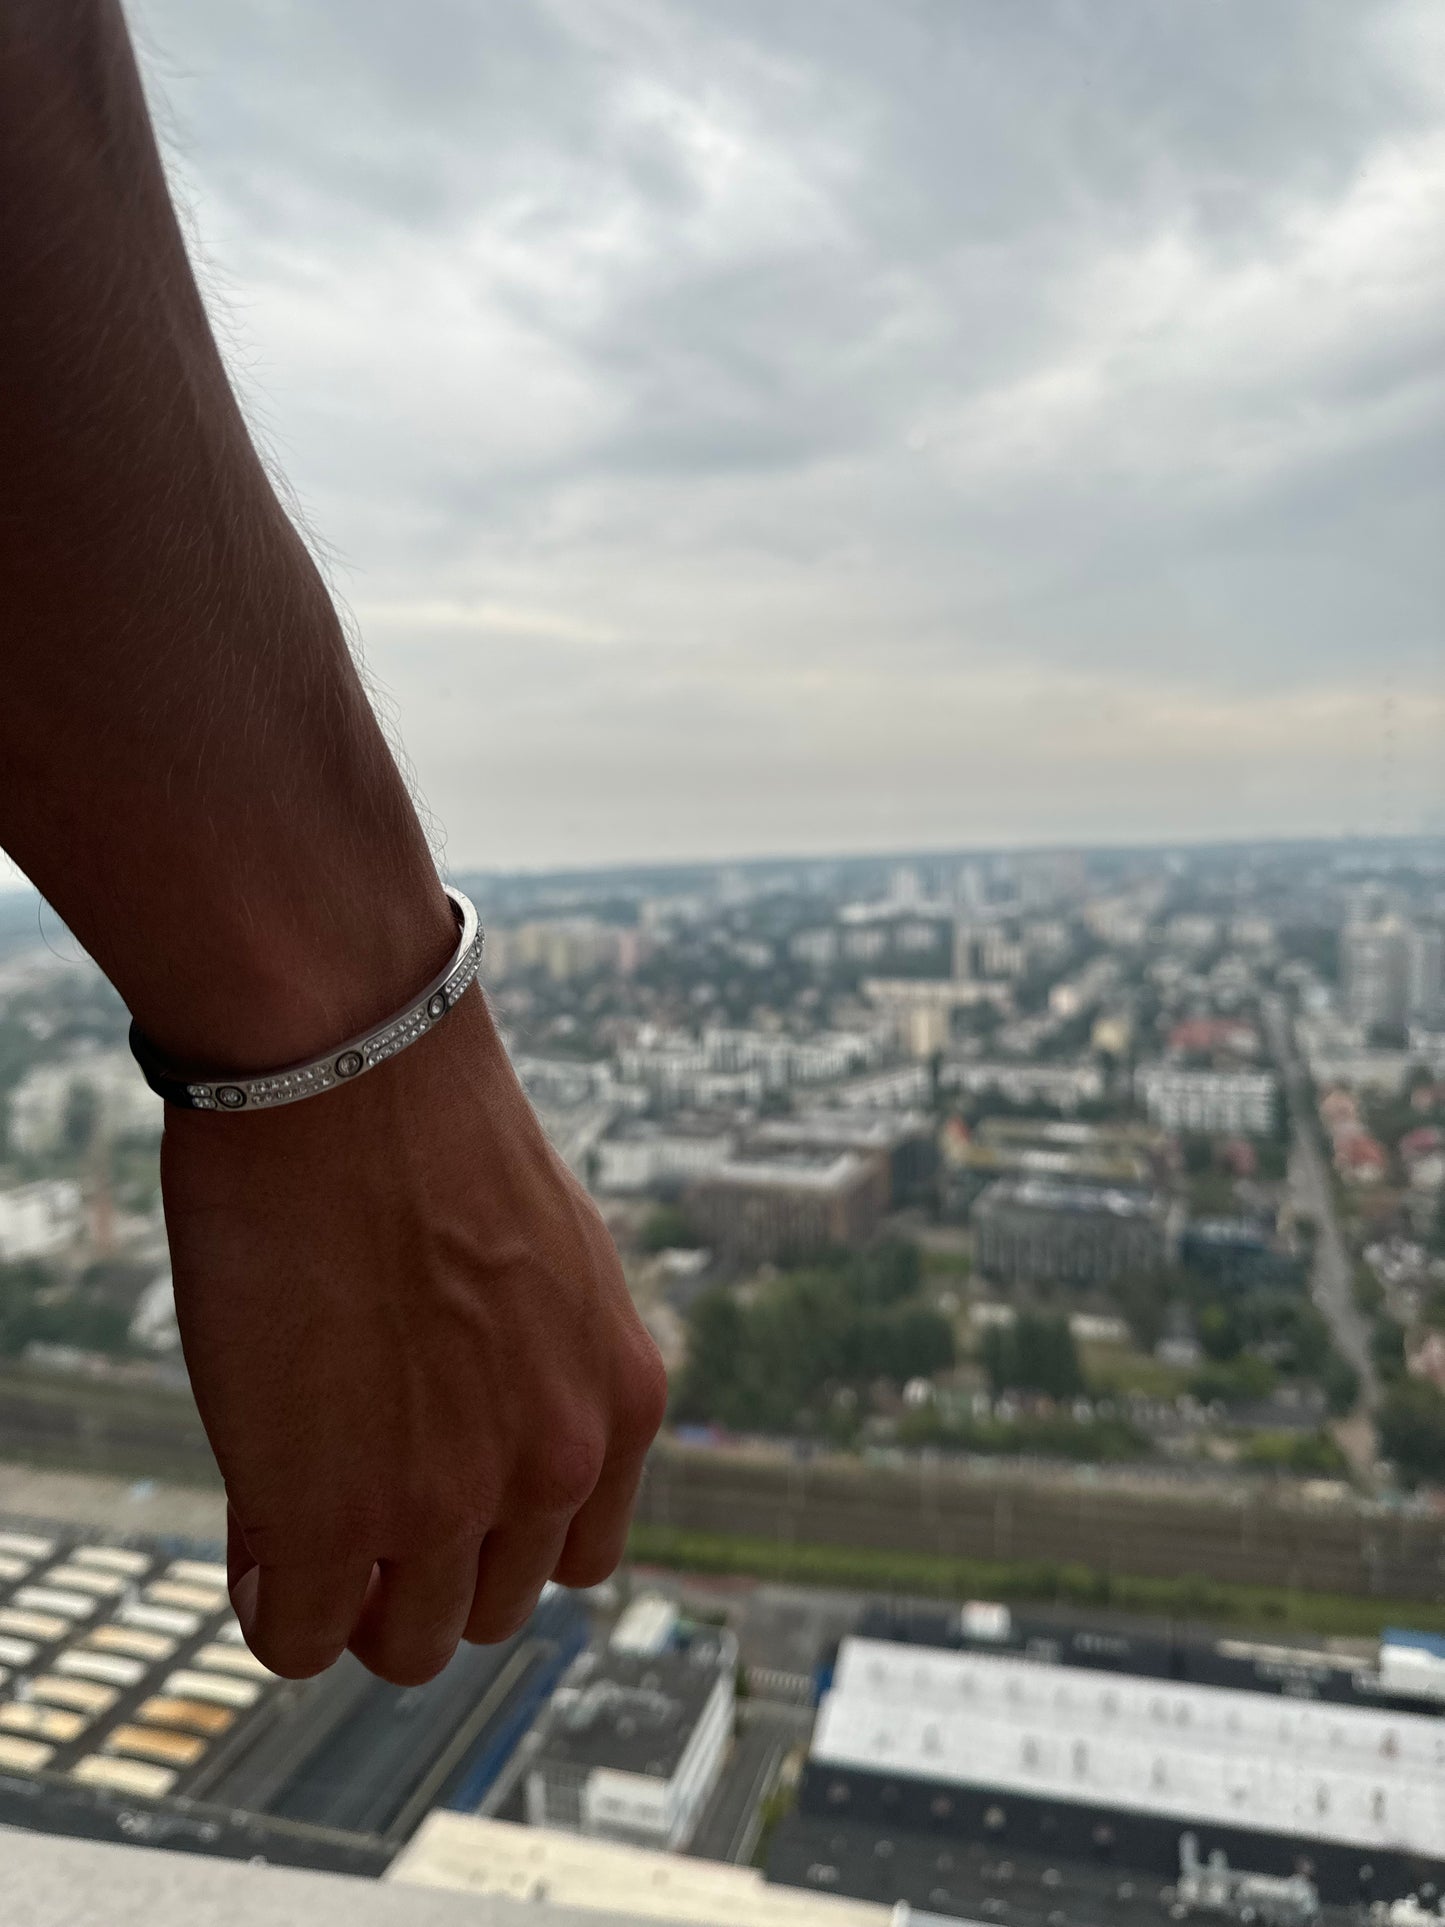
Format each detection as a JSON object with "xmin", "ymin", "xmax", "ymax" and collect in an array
[
  {"xmin": 551, "ymin": 1446, "xmax": 649, "ymax": 1590},
  {"xmin": 226, "ymin": 1499, "xmax": 256, "ymax": 1595},
  {"xmin": 463, "ymin": 1518, "xmax": 570, "ymax": 1645},
  {"xmin": 233, "ymin": 1553, "xmax": 376, "ymax": 1680},
  {"xmin": 346, "ymin": 1541, "xmax": 479, "ymax": 1686}
]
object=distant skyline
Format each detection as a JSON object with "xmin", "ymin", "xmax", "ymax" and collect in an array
[
  {"xmin": 6, "ymin": 829, "xmax": 1445, "ymax": 906},
  {"xmin": 8, "ymin": 0, "xmax": 1444, "ymax": 887}
]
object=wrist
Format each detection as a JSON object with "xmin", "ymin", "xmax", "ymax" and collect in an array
[{"xmin": 129, "ymin": 838, "xmax": 460, "ymax": 1077}]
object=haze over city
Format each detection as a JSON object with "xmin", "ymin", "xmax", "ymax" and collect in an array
[
  {"xmin": 9, "ymin": 4, "xmax": 1445, "ymax": 1924},
  {"xmin": 26, "ymin": 0, "xmax": 1419, "ymax": 876}
]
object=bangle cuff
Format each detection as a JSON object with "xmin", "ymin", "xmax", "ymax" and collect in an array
[{"xmin": 129, "ymin": 887, "xmax": 483, "ymax": 1112}]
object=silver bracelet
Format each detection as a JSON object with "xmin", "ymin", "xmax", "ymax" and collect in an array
[{"xmin": 129, "ymin": 886, "xmax": 483, "ymax": 1113}]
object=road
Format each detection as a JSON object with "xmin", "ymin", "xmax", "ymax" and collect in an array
[
  {"xmin": 1263, "ymin": 996, "xmax": 1380, "ymax": 1451},
  {"xmin": 259, "ymin": 1639, "xmax": 532, "ymax": 1840},
  {"xmin": 688, "ymin": 1715, "xmax": 788, "ymax": 1865}
]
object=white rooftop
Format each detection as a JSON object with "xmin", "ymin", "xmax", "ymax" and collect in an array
[
  {"xmin": 390, "ymin": 1812, "xmax": 910, "ymax": 1925},
  {"xmin": 811, "ymin": 1636, "xmax": 1445, "ymax": 1857},
  {"xmin": 696, "ymin": 1151, "xmax": 868, "ymax": 1192}
]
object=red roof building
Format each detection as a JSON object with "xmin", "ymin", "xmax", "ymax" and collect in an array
[{"xmin": 1335, "ymin": 1134, "xmax": 1390, "ymax": 1185}]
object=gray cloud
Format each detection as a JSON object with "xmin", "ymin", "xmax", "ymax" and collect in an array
[{"xmin": 118, "ymin": 0, "xmax": 1445, "ymax": 867}]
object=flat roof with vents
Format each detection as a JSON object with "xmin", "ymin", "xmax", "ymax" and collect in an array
[
  {"xmin": 531, "ymin": 1651, "xmax": 720, "ymax": 1780},
  {"xmin": 810, "ymin": 1636, "xmax": 1445, "ymax": 1858}
]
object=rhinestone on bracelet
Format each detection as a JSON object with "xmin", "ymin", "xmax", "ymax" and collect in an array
[{"xmin": 128, "ymin": 887, "xmax": 483, "ymax": 1112}]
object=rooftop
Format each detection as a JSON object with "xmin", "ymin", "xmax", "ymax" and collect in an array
[
  {"xmin": 691, "ymin": 1151, "xmax": 871, "ymax": 1193},
  {"xmin": 390, "ymin": 1811, "xmax": 910, "ymax": 1925},
  {"xmin": 811, "ymin": 1636, "xmax": 1445, "ymax": 1858},
  {"xmin": 973, "ymin": 1179, "xmax": 1165, "ymax": 1220},
  {"xmin": 750, "ymin": 1113, "xmax": 932, "ymax": 1152},
  {"xmin": 530, "ymin": 1648, "xmax": 721, "ymax": 1779}
]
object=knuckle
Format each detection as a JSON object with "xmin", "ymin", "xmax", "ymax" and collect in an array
[
  {"xmin": 617, "ymin": 1343, "xmax": 670, "ymax": 1449},
  {"xmin": 528, "ymin": 1420, "xmax": 606, "ymax": 1512}
]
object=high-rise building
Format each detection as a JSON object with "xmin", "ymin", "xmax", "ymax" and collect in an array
[
  {"xmin": 1407, "ymin": 925, "xmax": 1445, "ymax": 1026},
  {"xmin": 1342, "ymin": 917, "xmax": 1411, "ymax": 1032}
]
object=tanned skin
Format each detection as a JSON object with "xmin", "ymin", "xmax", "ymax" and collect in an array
[{"xmin": 0, "ymin": 0, "xmax": 666, "ymax": 1684}]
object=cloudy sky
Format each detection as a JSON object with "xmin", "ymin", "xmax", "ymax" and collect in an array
[{"xmin": 116, "ymin": 0, "xmax": 1445, "ymax": 870}]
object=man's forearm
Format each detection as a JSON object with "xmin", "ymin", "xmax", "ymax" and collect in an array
[{"xmin": 0, "ymin": 0, "xmax": 452, "ymax": 1068}]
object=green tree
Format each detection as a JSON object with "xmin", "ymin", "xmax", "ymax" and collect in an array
[
  {"xmin": 1371, "ymin": 1319, "xmax": 1407, "ymax": 1384},
  {"xmin": 1379, "ymin": 1381, "xmax": 1445, "ymax": 1486},
  {"xmin": 983, "ymin": 1314, "xmax": 1084, "ymax": 1400},
  {"xmin": 1113, "ymin": 1271, "xmax": 1169, "ymax": 1352},
  {"xmin": 639, "ymin": 1204, "xmax": 695, "ymax": 1252},
  {"xmin": 850, "ymin": 1239, "xmax": 921, "ymax": 1307},
  {"xmin": 672, "ymin": 1289, "xmax": 748, "ymax": 1425},
  {"xmin": 1190, "ymin": 1354, "xmax": 1278, "ymax": 1405},
  {"xmin": 1321, "ymin": 1351, "xmax": 1361, "ymax": 1418},
  {"xmin": 1197, "ymin": 1304, "xmax": 1241, "ymax": 1362},
  {"xmin": 672, "ymin": 1247, "xmax": 953, "ymax": 1437}
]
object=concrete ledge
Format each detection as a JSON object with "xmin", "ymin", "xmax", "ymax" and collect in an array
[{"xmin": 1, "ymin": 1826, "xmax": 645, "ymax": 1927}]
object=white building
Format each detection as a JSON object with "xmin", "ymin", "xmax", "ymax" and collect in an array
[
  {"xmin": 863, "ymin": 980, "xmax": 1010, "ymax": 1060},
  {"xmin": 810, "ymin": 1635, "xmax": 1445, "ymax": 1862},
  {"xmin": 1408, "ymin": 926, "xmax": 1445, "ymax": 1027},
  {"xmin": 524, "ymin": 1643, "xmax": 736, "ymax": 1855},
  {"xmin": 1343, "ymin": 918, "xmax": 1412, "ymax": 1033},
  {"xmin": 826, "ymin": 1065, "xmax": 931, "ymax": 1111},
  {"xmin": 1295, "ymin": 1015, "xmax": 1437, "ymax": 1096},
  {"xmin": 789, "ymin": 928, "xmax": 840, "ymax": 968},
  {"xmin": 1135, "ymin": 1064, "xmax": 1277, "ymax": 1136},
  {"xmin": 6, "ymin": 1052, "xmax": 162, "ymax": 1157},
  {"xmin": 0, "ymin": 1179, "xmax": 82, "ymax": 1263},
  {"xmin": 391, "ymin": 1812, "xmax": 905, "ymax": 1924},
  {"xmin": 617, "ymin": 1027, "xmax": 880, "ymax": 1105},
  {"xmin": 1340, "ymin": 917, "xmax": 1443, "ymax": 1033},
  {"xmin": 593, "ymin": 1123, "xmax": 736, "ymax": 1195},
  {"xmin": 127, "ymin": 1270, "xmax": 181, "ymax": 1354},
  {"xmin": 939, "ymin": 1060, "xmax": 1105, "ymax": 1112}
]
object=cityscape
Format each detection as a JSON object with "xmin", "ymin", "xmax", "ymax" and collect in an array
[{"xmin": 3, "ymin": 835, "xmax": 1445, "ymax": 1924}]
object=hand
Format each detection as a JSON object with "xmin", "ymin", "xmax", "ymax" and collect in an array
[{"xmin": 160, "ymin": 988, "xmax": 667, "ymax": 1684}]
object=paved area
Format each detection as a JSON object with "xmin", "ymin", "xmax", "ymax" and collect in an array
[{"xmin": 1264, "ymin": 993, "xmax": 1381, "ymax": 1480}]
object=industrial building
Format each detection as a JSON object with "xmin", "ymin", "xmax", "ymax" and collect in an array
[
  {"xmin": 685, "ymin": 1149, "xmax": 890, "ymax": 1263},
  {"xmin": 521, "ymin": 1634, "xmax": 736, "ymax": 1853},
  {"xmin": 747, "ymin": 1111, "xmax": 938, "ymax": 1209},
  {"xmin": 971, "ymin": 1177, "xmax": 1174, "ymax": 1286},
  {"xmin": 0, "ymin": 1524, "xmax": 273, "ymax": 1805},
  {"xmin": 768, "ymin": 1603, "xmax": 1445, "ymax": 1922},
  {"xmin": 943, "ymin": 1118, "xmax": 1161, "ymax": 1220},
  {"xmin": 0, "ymin": 1518, "xmax": 588, "ymax": 1872}
]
